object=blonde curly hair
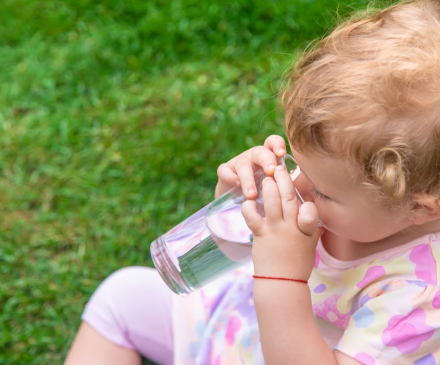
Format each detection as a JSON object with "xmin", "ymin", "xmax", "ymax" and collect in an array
[{"xmin": 281, "ymin": 0, "xmax": 440, "ymax": 210}]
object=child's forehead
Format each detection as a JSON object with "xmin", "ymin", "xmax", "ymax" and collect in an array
[{"xmin": 290, "ymin": 147, "xmax": 361, "ymax": 184}]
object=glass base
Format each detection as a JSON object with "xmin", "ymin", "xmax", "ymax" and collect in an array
[{"xmin": 150, "ymin": 236, "xmax": 193, "ymax": 295}]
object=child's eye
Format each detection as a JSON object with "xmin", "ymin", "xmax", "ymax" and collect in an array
[{"xmin": 311, "ymin": 186, "xmax": 330, "ymax": 201}]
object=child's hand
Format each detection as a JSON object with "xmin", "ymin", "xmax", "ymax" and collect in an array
[
  {"xmin": 242, "ymin": 165, "xmax": 322, "ymax": 281},
  {"xmin": 215, "ymin": 135, "xmax": 286, "ymax": 199}
]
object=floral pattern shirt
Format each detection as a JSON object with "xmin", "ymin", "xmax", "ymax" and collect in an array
[{"xmin": 172, "ymin": 233, "xmax": 440, "ymax": 365}]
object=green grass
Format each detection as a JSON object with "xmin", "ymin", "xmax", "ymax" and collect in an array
[{"xmin": 0, "ymin": 0, "xmax": 374, "ymax": 363}]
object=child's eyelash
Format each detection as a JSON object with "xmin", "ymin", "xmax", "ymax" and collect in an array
[{"xmin": 311, "ymin": 186, "xmax": 330, "ymax": 200}]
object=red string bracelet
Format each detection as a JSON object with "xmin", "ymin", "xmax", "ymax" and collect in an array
[{"xmin": 252, "ymin": 275, "xmax": 308, "ymax": 284}]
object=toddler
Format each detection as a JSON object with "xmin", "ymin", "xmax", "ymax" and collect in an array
[{"xmin": 64, "ymin": 0, "xmax": 440, "ymax": 364}]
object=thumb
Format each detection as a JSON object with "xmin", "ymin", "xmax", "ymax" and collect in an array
[{"xmin": 297, "ymin": 201, "xmax": 319, "ymax": 237}]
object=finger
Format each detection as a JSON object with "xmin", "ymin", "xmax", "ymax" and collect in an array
[
  {"xmin": 262, "ymin": 177, "xmax": 283, "ymax": 224},
  {"xmin": 249, "ymin": 146, "xmax": 278, "ymax": 176},
  {"xmin": 273, "ymin": 165, "xmax": 299, "ymax": 222},
  {"xmin": 233, "ymin": 147, "xmax": 278, "ymax": 199},
  {"xmin": 217, "ymin": 163, "xmax": 241, "ymax": 187},
  {"xmin": 264, "ymin": 134, "xmax": 287, "ymax": 157},
  {"xmin": 241, "ymin": 200, "xmax": 264, "ymax": 235},
  {"xmin": 297, "ymin": 202, "xmax": 319, "ymax": 237},
  {"xmin": 215, "ymin": 163, "xmax": 242, "ymax": 198},
  {"xmin": 233, "ymin": 158, "xmax": 260, "ymax": 199}
]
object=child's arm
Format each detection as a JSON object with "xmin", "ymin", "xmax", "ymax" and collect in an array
[
  {"xmin": 242, "ymin": 166, "xmax": 360, "ymax": 365},
  {"xmin": 253, "ymin": 276, "xmax": 361, "ymax": 364}
]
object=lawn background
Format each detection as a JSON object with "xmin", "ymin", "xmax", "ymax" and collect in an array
[{"xmin": 0, "ymin": 0, "xmax": 382, "ymax": 363}]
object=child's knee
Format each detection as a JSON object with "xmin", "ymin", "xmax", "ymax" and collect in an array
[
  {"xmin": 101, "ymin": 266, "xmax": 149, "ymax": 290},
  {"xmin": 82, "ymin": 266, "xmax": 174, "ymax": 357},
  {"xmin": 90, "ymin": 266, "xmax": 157, "ymax": 305}
]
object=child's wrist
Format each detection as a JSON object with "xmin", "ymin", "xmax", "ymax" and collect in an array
[
  {"xmin": 251, "ymin": 234, "xmax": 317, "ymax": 280},
  {"xmin": 253, "ymin": 275, "xmax": 308, "ymax": 284},
  {"xmin": 253, "ymin": 266, "xmax": 311, "ymax": 283},
  {"xmin": 252, "ymin": 253, "xmax": 314, "ymax": 281},
  {"xmin": 253, "ymin": 277, "xmax": 312, "ymax": 301}
]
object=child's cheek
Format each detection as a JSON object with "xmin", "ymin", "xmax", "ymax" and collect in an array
[{"xmin": 318, "ymin": 204, "xmax": 348, "ymax": 236}]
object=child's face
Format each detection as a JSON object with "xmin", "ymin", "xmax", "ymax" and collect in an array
[{"xmin": 291, "ymin": 147, "xmax": 413, "ymax": 243}]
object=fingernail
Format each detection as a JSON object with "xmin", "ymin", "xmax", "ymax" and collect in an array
[
  {"xmin": 235, "ymin": 180, "xmax": 241, "ymax": 187},
  {"xmin": 267, "ymin": 164, "xmax": 276, "ymax": 172},
  {"xmin": 278, "ymin": 149, "xmax": 286, "ymax": 155},
  {"xmin": 248, "ymin": 188, "xmax": 256, "ymax": 195},
  {"xmin": 276, "ymin": 165, "xmax": 285, "ymax": 171}
]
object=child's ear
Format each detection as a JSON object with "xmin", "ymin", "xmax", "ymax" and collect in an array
[{"xmin": 410, "ymin": 195, "xmax": 440, "ymax": 225}]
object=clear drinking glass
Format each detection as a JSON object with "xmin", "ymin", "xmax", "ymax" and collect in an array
[{"xmin": 150, "ymin": 154, "xmax": 309, "ymax": 295}]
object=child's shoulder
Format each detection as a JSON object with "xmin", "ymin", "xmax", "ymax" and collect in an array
[
  {"xmin": 377, "ymin": 232, "xmax": 440, "ymax": 288},
  {"xmin": 313, "ymin": 233, "xmax": 440, "ymax": 292}
]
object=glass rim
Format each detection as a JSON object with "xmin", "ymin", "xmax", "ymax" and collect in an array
[
  {"xmin": 281, "ymin": 154, "xmax": 324, "ymax": 227},
  {"xmin": 280, "ymin": 154, "xmax": 305, "ymax": 205}
]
